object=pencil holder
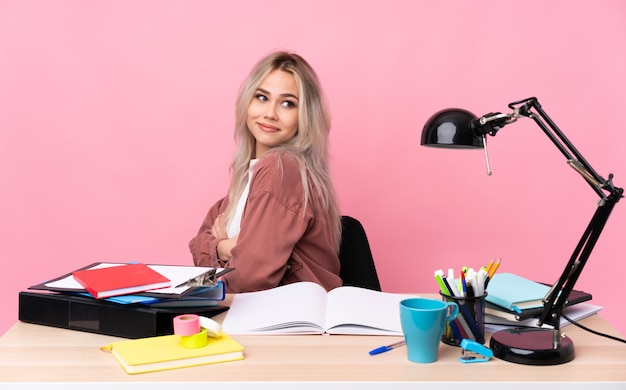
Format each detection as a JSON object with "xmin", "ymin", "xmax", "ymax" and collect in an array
[{"xmin": 439, "ymin": 291, "xmax": 487, "ymax": 346}]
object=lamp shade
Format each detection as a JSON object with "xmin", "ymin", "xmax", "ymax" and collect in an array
[{"xmin": 421, "ymin": 108, "xmax": 482, "ymax": 148}]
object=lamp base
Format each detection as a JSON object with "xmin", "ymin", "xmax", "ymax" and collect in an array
[{"xmin": 489, "ymin": 327, "xmax": 575, "ymax": 365}]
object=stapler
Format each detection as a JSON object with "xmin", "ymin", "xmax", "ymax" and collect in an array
[{"xmin": 459, "ymin": 339, "xmax": 493, "ymax": 363}]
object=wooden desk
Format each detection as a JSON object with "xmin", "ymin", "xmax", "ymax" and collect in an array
[{"xmin": 1, "ymin": 294, "xmax": 625, "ymax": 388}]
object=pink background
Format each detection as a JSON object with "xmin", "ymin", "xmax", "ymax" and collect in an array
[{"xmin": 1, "ymin": 1, "xmax": 625, "ymax": 337}]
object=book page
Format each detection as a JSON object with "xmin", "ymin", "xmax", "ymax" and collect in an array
[
  {"xmin": 325, "ymin": 287, "xmax": 417, "ymax": 335},
  {"xmin": 221, "ymin": 282, "xmax": 328, "ymax": 334}
]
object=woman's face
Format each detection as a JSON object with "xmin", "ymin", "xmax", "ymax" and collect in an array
[{"xmin": 247, "ymin": 69, "xmax": 299, "ymax": 157}]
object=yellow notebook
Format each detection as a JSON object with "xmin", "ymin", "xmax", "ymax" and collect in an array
[{"xmin": 102, "ymin": 332, "xmax": 244, "ymax": 374}]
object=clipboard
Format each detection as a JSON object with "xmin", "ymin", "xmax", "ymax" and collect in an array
[{"xmin": 28, "ymin": 262, "xmax": 235, "ymax": 299}]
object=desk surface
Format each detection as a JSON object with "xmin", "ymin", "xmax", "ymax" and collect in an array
[{"xmin": 1, "ymin": 294, "xmax": 625, "ymax": 385}]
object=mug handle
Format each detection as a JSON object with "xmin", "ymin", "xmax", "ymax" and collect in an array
[{"xmin": 444, "ymin": 302, "xmax": 459, "ymax": 321}]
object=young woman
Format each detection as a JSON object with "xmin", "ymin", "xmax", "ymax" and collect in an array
[{"xmin": 189, "ymin": 51, "xmax": 342, "ymax": 293}]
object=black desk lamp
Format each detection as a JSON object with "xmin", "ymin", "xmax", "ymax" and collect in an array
[{"xmin": 421, "ymin": 97, "xmax": 623, "ymax": 365}]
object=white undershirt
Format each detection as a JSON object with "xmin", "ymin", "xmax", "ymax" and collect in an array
[{"xmin": 226, "ymin": 159, "xmax": 259, "ymax": 238}]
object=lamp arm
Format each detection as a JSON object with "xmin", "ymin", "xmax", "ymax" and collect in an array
[
  {"xmin": 512, "ymin": 97, "xmax": 614, "ymax": 200},
  {"xmin": 539, "ymin": 194, "xmax": 618, "ymax": 330},
  {"xmin": 504, "ymin": 97, "xmax": 624, "ymax": 330}
]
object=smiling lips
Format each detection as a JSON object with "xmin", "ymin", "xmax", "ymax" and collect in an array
[{"xmin": 257, "ymin": 122, "xmax": 280, "ymax": 133}]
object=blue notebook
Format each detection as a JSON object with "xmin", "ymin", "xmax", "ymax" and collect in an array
[{"xmin": 485, "ymin": 273, "xmax": 551, "ymax": 311}]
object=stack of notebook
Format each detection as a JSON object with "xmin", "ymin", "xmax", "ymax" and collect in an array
[
  {"xmin": 20, "ymin": 262, "xmax": 233, "ymax": 338},
  {"xmin": 484, "ymin": 273, "xmax": 597, "ymax": 324}
]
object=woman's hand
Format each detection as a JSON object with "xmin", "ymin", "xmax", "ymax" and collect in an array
[
  {"xmin": 217, "ymin": 235, "xmax": 238, "ymax": 261},
  {"xmin": 210, "ymin": 214, "xmax": 228, "ymax": 239},
  {"xmin": 210, "ymin": 214, "xmax": 238, "ymax": 261}
]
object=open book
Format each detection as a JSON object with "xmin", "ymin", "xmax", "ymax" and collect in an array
[{"xmin": 221, "ymin": 282, "xmax": 417, "ymax": 335}]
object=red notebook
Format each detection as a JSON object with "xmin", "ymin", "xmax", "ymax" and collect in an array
[{"xmin": 72, "ymin": 263, "xmax": 171, "ymax": 299}]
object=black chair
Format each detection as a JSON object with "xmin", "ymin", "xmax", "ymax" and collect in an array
[{"xmin": 338, "ymin": 216, "xmax": 381, "ymax": 291}]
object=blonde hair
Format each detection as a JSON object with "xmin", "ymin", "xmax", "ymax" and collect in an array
[{"xmin": 224, "ymin": 51, "xmax": 342, "ymax": 252}]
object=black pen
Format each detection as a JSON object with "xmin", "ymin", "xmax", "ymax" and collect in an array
[{"xmin": 368, "ymin": 340, "xmax": 406, "ymax": 355}]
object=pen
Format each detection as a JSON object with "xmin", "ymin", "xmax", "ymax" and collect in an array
[
  {"xmin": 487, "ymin": 258, "xmax": 501, "ymax": 279},
  {"xmin": 485, "ymin": 258, "xmax": 495, "ymax": 274},
  {"xmin": 477, "ymin": 268, "xmax": 488, "ymax": 295},
  {"xmin": 468, "ymin": 270, "xmax": 481, "ymax": 297},
  {"xmin": 434, "ymin": 270, "xmax": 451, "ymax": 295},
  {"xmin": 444, "ymin": 275, "xmax": 461, "ymax": 298},
  {"xmin": 460, "ymin": 271, "xmax": 467, "ymax": 297},
  {"xmin": 484, "ymin": 258, "xmax": 502, "ymax": 288},
  {"xmin": 369, "ymin": 340, "xmax": 406, "ymax": 355},
  {"xmin": 441, "ymin": 276, "xmax": 452, "ymax": 292},
  {"xmin": 448, "ymin": 268, "xmax": 455, "ymax": 283}
]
